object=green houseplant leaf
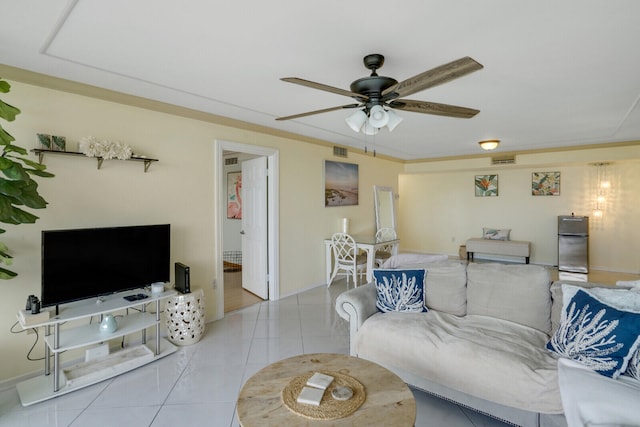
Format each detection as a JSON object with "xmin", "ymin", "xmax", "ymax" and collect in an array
[{"xmin": 0, "ymin": 78, "xmax": 54, "ymax": 278}]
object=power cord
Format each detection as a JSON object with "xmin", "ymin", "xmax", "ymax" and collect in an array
[{"xmin": 9, "ymin": 321, "xmax": 56, "ymax": 362}]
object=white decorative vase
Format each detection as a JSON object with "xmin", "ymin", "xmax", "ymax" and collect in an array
[
  {"xmin": 100, "ymin": 314, "xmax": 118, "ymax": 334},
  {"xmin": 165, "ymin": 288, "xmax": 205, "ymax": 346}
]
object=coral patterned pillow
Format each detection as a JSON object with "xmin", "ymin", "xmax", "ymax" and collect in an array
[
  {"xmin": 547, "ymin": 287, "xmax": 640, "ymax": 378},
  {"xmin": 373, "ymin": 269, "xmax": 427, "ymax": 313}
]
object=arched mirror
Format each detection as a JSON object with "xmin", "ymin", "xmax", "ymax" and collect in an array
[{"xmin": 374, "ymin": 186, "xmax": 396, "ymax": 232}]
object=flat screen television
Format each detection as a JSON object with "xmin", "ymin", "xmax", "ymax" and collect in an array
[{"xmin": 41, "ymin": 224, "xmax": 170, "ymax": 308}]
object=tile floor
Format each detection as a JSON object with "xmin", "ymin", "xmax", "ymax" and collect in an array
[{"xmin": 0, "ymin": 279, "xmax": 512, "ymax": 427}]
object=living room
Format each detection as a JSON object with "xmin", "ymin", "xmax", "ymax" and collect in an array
[{"xmin": 2, "ymin": 2, "xmax": 640, "ymax": 425}]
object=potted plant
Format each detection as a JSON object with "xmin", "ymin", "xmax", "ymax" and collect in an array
[{"xmin": 0, "ymin": 77, "xmax": 54, "ymax": 279}]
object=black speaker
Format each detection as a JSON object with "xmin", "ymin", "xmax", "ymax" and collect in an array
[{"xmin": 175, "ymin": 262, "xmax": 190, "ymax": 294}]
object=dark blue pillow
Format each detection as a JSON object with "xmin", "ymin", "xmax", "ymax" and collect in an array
[
  {"xmin": 547, "ymin": 289, "xmax": 640, "ymax": 378},
  {"xmin": 373, "ymin": 269, "xmax": 427, "ymax": 313}
]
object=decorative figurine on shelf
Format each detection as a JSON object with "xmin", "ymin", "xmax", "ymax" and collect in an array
[
  {"xmin": 99, "ymin": 313, "xmax": 118, "ymax": 334},
  {"xmin": 79, "ymin": 136, "xmax": 133, "ymax": 160}
]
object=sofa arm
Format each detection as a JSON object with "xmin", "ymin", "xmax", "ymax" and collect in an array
[{"xmin": 335, "ymin": 282, "xmax": 378, "ymax": 356}]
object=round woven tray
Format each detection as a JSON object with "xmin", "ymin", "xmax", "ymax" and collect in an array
[{"xmin": 281, "ymin": 370, "xmax": 366, "ymax": 420}]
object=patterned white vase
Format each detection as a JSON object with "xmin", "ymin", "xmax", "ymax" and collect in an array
[{"xmin": 165, "ymin": 288, "xmax": 205, "ymax": 346}]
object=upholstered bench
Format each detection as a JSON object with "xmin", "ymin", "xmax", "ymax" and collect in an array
[{"xmin": 466, "ymin": 238, "xmax": 531, "ymax": 264}]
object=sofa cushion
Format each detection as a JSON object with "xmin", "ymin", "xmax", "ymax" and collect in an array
[
  {"xmin": 355, "ymin": 311, "xmax": 562, "ymax": 413},
  {"xmin": 547, "ymin": 285, "xmax": 640, "ymax": 378},
  {"xmin": 380, "ymin": 253, "xmax": 448, "ymax": 269},
  {"xmin": 467, "ymin": 263, "xmax": 551, "ymax": 334},
  {"xmin": 550, "ymin": 280, "xmax": 614, "ymax": 334},
  {"xmin": 424, "ymin": 261, "xmax": 467, "ymax": 316},
  {"xmin": 373, "ymin": 269, "xmax": 427, "ymax": 313}
]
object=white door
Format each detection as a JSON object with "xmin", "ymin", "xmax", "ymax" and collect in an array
[{"xmin": 241, "ymin": 156, "xmax": 268, "ymax": 299}]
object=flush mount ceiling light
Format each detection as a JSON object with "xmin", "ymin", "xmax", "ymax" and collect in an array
[
  {"xmin": 479, "ymin": 139, "xmax": 500, "ymax": 150},
  {"xmin": 277, "ymin": 54, "xmax": 483, "ymax": 135}
]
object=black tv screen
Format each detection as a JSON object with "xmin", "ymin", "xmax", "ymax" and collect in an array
[{"xmin": 41, "ymin": 224, "xmax": 170, "ymax": 307}]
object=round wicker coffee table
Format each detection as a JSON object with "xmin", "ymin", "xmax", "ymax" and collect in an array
[{"xmin": 237, "ymin": 353, "xmax": 416, "ymax": 426}]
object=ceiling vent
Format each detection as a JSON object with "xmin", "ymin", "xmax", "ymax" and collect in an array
[
  {"xmin": 333, "ymin": 146, "xmax": 348, "ymax": 158},
  {"xmin": 225, "ymin": 157, "xmax": 238, "ymax": 166},
  {"xmin": 491, "ymin": 155, "xmax": 515, "ymax": 165}
]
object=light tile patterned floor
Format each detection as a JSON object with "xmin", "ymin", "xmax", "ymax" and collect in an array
[{"xmin": 0, "ymin": 280, "xmax": 512, "ymax": 427}]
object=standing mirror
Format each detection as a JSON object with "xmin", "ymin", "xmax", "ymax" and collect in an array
[{"xmin": 374, "ymin": 186, "xmax": 396, "ymax": 232}]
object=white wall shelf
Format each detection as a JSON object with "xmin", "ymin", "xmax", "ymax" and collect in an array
[
  {"xmin": 15, "ymin": 288, "xmax": 177, "ymax": 406},
  {"xmin": 31, "ymin": 149, "xmax": 158, "ymax": 172}
]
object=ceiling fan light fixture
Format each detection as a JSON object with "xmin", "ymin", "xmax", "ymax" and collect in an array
[
  {"xmin": 362, "ymin": 122, "xmax": 380, "ymax": 135},
  {"xmin": 479, "ymin": 139, "xmax": 500, "ymax": 151},
  {"xmin": 345, "ymin": 110, "xmax": 367, "ymax": 132},
  {"xmin": 368, "ymin": 105, "xmax": 389, "ymax": 128},
  {"xmin": 386, "ymin": 109, "xmax": 403, "ymax": 131}
]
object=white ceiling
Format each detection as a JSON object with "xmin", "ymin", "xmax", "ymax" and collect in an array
[{"xmin": 2, "ymin": 0, "xmax": 640, "ymax": 160}]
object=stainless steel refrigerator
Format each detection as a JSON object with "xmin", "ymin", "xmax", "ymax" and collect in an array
[{"xmin": 558, "ymin": 215, "xmax": 589, "ymax": 274}]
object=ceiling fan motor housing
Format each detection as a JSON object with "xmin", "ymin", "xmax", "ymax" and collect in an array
[{"xmin": 350, "ymin": 76, "xmax": 397, "ymax": 109}]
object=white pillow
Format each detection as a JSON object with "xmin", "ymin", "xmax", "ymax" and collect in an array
[{"xmin": 482, "ymin": 227, "xmax": 511, "ymax": 240}]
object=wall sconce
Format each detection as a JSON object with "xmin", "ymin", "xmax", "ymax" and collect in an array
[
  {"xmin": 478, "ymin": 139, "xmax": 500, "ymax": 150},
  {"xmin": 592, "ymin": 162, "xmax": 612, "ymax": 218}
]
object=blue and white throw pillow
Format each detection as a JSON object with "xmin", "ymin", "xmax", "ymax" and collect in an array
[
  {"xmin": 627, "ymin": 348, "xmax": 640, "ymax": 380},
  {"xmin": 547, "ymin": 287, "xmax": 640, "ymax": 378},
  {"xmin": 373, "ymin": 269, "xmax": 427, "ymax": 313}
]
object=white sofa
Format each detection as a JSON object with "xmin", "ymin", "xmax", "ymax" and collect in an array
[{"xmin": 336, "ymin": 260, "xmax": 568, "ymax": 427}]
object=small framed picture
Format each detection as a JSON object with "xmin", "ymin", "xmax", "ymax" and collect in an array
[
  {"xmin": 37, "ymin": 133, "xmax": 52, "ymax": 150},
  {"xmin": 324, "ymin": 160, "xmax": 359, "ymax": 206},
  {"xmin": 227, "ymin": 172, "xmax": 242, "ymax": 219},
  {"xmin": 475, "ymin": 175, "xmax": 498, "ymax": 197},
  {"xmin": 532, "ymin": 172, "xmax": 560, "ymax": 196}
]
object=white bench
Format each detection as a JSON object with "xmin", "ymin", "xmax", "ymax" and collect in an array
[{"xmin": 466, "ymin": 238, "xmax": 531, "ymax": 264}]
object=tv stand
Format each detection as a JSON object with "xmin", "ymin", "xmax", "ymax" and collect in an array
[{"xmin": 15, "ymin": 289, "xmax": 177, "ymax": 406}]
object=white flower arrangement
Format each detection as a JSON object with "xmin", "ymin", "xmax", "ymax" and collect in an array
[{"xmin": 79, "ymin": 136, "xmax": 133, "ymax": 160}]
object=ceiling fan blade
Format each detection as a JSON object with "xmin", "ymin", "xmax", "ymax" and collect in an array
[
  {"xmin": 382, "ymin": 57, "xmax": 483, "ymax": 99},
  {"xmin": 281, "ymin": 77, "xmax": 366, "ymax": 100},
  {"xmin": 390, "ymin": 99, "xmax": 480, "ymax": 119},
  {"xmin": 276, "ymin": 104, "xmax": 361, "ymax": 121}
]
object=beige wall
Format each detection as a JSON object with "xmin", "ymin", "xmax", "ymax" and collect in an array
[
  {"xmin": 0, "ymin": 81, "xmax": 402, "ymax": 382},
  {"xmin": 399, "ymin": 148, "xmax": 640, "ymax": 272}
]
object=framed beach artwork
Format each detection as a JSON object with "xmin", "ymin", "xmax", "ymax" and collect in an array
[
  {"xmin": 324, "ymin": 160, "xmax": 359, "ymax": 206},
  {"xmin": 532, "ymin": 171, "xmax": 560, "ymax": 196},
  {"xmin": 475, "ymin": 175, "xmax": 498, "ymax": 197},
  {"xmin": 227, "ymin": 172, "xmax": 242, "ymax": 219}
]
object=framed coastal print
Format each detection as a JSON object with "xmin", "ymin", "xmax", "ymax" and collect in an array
[
  {"xmin": 227, "ymin": 172, "xmax": 242, "ymax": 219},
  {"xmin": 324, "ymin": 160, "xmax": 359, "ymax": 206},
  {"xmin": 475, "ymin": 175, "xmax": 498, "ymax": 197},
  {"xmin": 532, "ymin": 171, "xmax": 560, "ymax": 196}
]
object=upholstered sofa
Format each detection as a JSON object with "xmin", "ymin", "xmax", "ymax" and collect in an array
[{"xmin": 336, "ymin": 260, "xmax": 568, "ymax": 427}]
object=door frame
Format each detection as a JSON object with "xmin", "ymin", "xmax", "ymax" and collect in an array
[{"xmin": 214, "ymin": 139, "xmax": 279, "ymax": 320}]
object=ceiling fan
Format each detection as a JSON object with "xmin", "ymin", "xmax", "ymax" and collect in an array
[{"xmin": 276, "ymin": 54, "xmax": 483, "ymax": 134}]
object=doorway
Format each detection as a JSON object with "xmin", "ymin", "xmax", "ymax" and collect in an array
[{"xmin": 214, "ymin": 140, "xmax": 279, "ymax": 320}]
